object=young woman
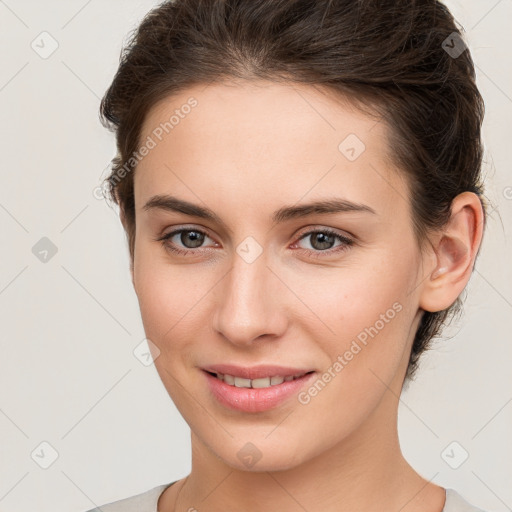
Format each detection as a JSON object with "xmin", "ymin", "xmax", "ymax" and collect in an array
[{"xmin": 87, "ymin": 0, "xmax": 488, "ymax": 510}]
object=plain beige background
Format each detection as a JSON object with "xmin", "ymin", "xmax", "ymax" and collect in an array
[{"xmin": 0, "ymin": 1, "xmax": 511, "ymax": 511}]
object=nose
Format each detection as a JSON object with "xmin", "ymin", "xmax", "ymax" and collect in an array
[{"xmin": 212, "ymin": 247, "xmax": 288, "ymax": 347}]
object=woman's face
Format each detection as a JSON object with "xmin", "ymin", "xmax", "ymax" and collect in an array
[{"xmin": 132, "ymin": 80, "xmax": 429, "ymax": 471}]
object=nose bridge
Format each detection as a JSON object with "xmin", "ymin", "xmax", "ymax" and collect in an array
[{"xmin": 213, "ymin": 240, "xmax": 286, "ymax": 345}]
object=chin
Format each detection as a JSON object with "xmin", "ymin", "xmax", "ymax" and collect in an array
[{"xmin": 204, "ymin": 433, "xmax": 313, "ymax": 473}]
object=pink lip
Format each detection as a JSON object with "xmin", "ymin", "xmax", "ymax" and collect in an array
[
  {"xmin": 201, "ymin": 363, "xmax": 314, "ymax": 380},
  {"xmin": 203, "ymin": 370, "xmax": 316, "ymax": 413}
]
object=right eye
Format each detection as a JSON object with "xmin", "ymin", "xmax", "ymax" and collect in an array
[{"xmin": 156, "ymin": 227, "xmax": 218, "ymax": 256}]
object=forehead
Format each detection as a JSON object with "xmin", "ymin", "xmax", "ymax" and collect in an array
[{"xmin": 134, "ymin": 80, "xmax": 407, "ymax": 219}]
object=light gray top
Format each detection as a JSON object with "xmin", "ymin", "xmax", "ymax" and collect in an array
[{"xmin": 84, "ymin": 482, "xmax": 486, "ymax": 512}]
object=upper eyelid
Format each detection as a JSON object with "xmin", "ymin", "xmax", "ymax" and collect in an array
[
  {"xmin": 163, "ymin": 225, "xmax": 216, "ymax": 241},
  {"xmin": 161, "ymin": 224, "xmax": 353, "ymax": 245}
]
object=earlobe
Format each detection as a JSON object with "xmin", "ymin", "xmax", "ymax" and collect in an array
[{"xmin": 419, "ymin": 192, "xmax": 484, "ymax": 313}]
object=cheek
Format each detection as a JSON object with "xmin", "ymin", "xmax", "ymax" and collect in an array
[
  {"xmin": 133, "ymin": 245, "xmax": 185, "ymax": 342},
  {"xmin": 133, "ymin": 245, "xmax": 218, "ymax": 360},
  {"xmin": 136, "ymin": 273, "xmax": 189, "ymax": 343},
  {"xmin": 298, "ymin": 246, "xmax": 420, "ymax": 376},
  {"xmin": 289, "ymin": 256, "xmax": 418, "ymax": 439}
]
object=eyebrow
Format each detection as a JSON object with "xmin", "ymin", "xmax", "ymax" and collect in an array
[{"xmin": 142, "ymin": 194, "xmax": 376, "ymax": 230}]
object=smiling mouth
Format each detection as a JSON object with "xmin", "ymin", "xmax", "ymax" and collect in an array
[{"xmin": 204, "ymin": 370, "xmax": 315, "ymax": 389}]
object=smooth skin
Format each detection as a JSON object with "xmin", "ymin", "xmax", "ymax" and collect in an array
[{"xmin": 127, "ymin": 80, "xmax": 484, "ymax": 512}]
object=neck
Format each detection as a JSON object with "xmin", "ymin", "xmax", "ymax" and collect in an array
[{"xmin": 166, "ymin": 386, "xmax": 445, "ymax": 512}]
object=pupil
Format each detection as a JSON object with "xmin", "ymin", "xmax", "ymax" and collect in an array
[
  {"xmin": 313, "ymin": 232, "xmax": 333, "ymax": 250},
  {"xmin": 182, "ymin": 230, "xmax": 203, "ymax": 248}
]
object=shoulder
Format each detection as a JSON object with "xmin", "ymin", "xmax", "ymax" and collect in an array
[
  {"xmin": 443, "ymin": 488, "xmax": 487, "ymax": 512},
  {"xmin": 82, "ymin": 482, "xmax": 175, "ymax": 512}
]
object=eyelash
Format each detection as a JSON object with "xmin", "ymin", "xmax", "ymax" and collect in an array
[{"xmin": 155, "ymin": 226, "xmax": 354, "ymax": 259}]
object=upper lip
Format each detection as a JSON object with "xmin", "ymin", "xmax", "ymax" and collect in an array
[{"xmin": 201, "ymin": 364, "xmax": 315, "ymax": 380}]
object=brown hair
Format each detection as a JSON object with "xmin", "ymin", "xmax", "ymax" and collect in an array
[{"xmin": 99, "ymin": 0, "xmax": 486, "ymax": 380}]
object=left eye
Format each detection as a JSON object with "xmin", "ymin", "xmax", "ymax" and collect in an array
[
  {"xmin": 156, "ymin": 227, "xmax": 353, "ymax": 257},
  {"xmin": 294, "ymin": 228, "xmax": 353, "ymax": 255}
]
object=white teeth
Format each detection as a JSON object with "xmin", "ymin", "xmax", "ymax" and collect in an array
[
  {"xmin": 251, "ymin": 377, "xmax": 272, "ymax": 388},
  {"xmin": 214, "ymin": 372, "xmax": 308, "ymax": 388},
  {"xmin": 234, "ymin": 377, "xmax": 252, "ymax": 388},
  {"xmin": 223, "ymin": 374, "xmax": 235, "ymax": 385}
]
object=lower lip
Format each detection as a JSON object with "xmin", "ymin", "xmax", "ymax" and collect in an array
[{"xmin": 203, "ymin": 370, "xmax": 316, "ymax": 413}]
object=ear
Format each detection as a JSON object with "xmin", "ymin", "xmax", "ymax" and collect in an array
[
  {"xmin": 419, "ymin": 191, "xmax": 484, "ymax": 313},
  {"xmin": 120, "ymin": 208, "xmax": 136, "ymax": 289}
]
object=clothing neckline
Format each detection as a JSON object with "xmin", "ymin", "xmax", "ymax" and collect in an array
[{"xmin": 156, "ymin": 483, "xmax": 479, "ymax": 512}]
